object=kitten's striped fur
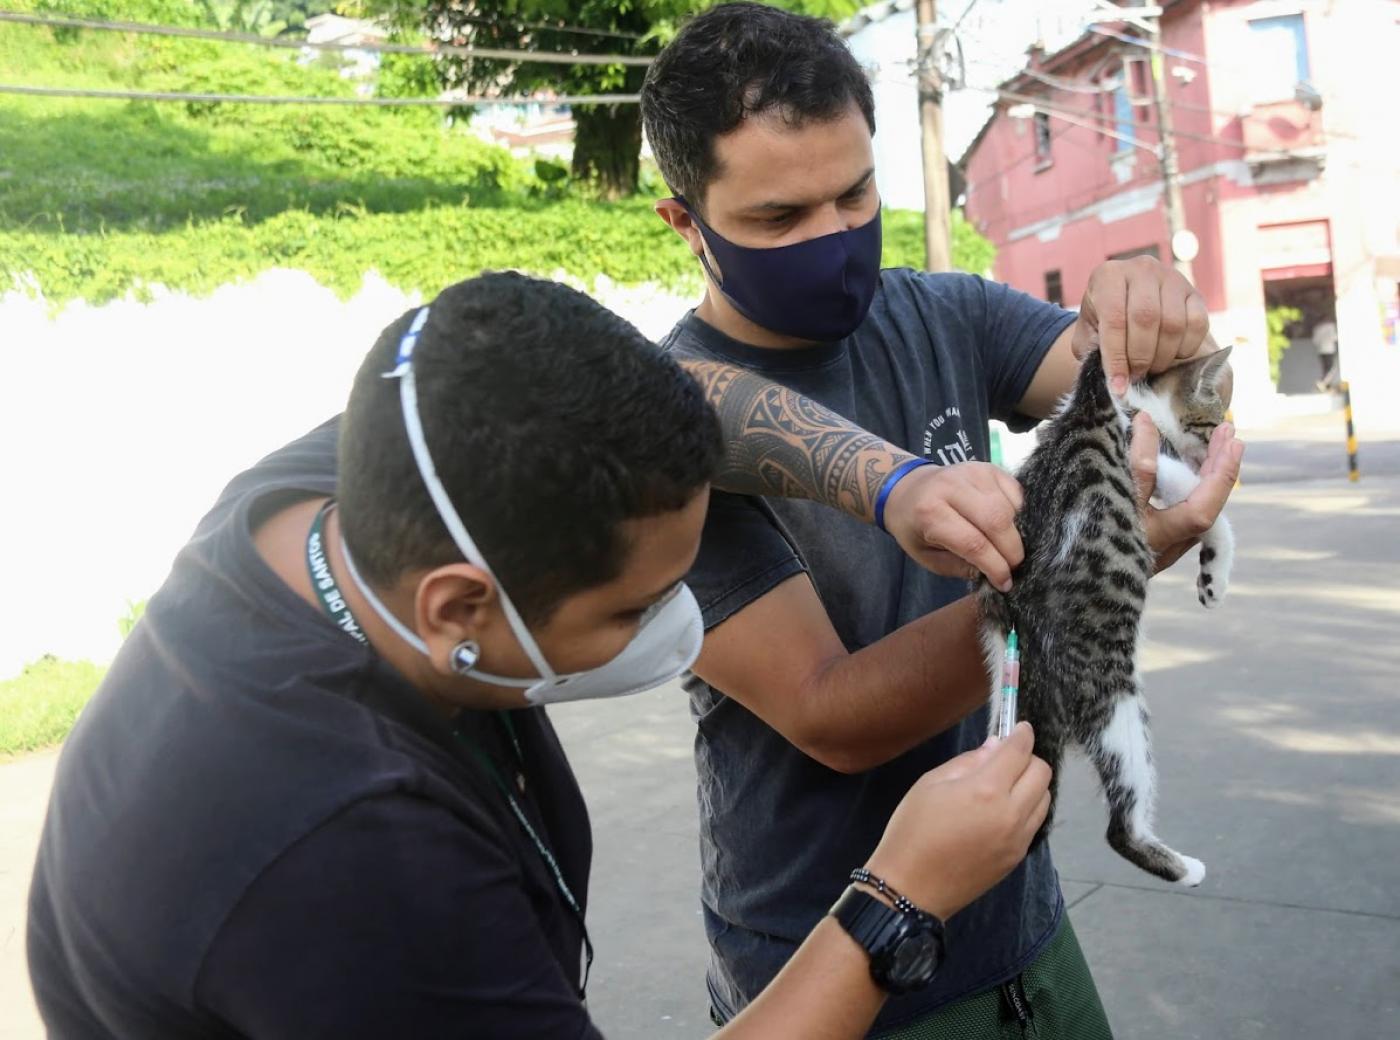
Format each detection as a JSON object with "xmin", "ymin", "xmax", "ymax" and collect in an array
[{"xmin": 978, "ymin": 347, "xmax": 1233, "ymax": 886}]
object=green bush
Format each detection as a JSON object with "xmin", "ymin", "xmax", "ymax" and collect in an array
[
  {"xmin": 3, "ymin": 200, "xmax": 693, "ymax": 303},
  {"xmin": 0, "ymin": 656, "xmax": 106, "ymax": 757},
  {"xmin": 3, "ymin": 194, "xmax": 962, "ymax": 306},
  {"xmin": 117, "ymin": 598, "xmax": 148, "ymax": 640},
  {"xmin": 883, "ymin": 208, "xmax": 997, "ymax": 276},
  {"xmin": 1266, "ymin": 304, "xmax": 1303, "ymax": 385}
]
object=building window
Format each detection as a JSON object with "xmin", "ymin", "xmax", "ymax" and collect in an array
[
  {"xmin": 1112, "ymin": 83, "xmax": 1135, "ymax": 152},
  {"xmin": 1249, "ymin": 14, "xmax": 1310, "ymax": 102},
  {"xmin": 1034, "ymin": 112, "xmax": 1053, "ymax": 163},
  {"xmin": 1044, "ymin": 270, "xmax": 1064, "ymax": 306},
  {"xmin": 1127, "ymin": 57, "xmax": 1152, "ymax": 123}
]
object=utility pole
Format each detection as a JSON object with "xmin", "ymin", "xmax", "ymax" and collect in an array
[
  {"xmin": 915, "ymin": 0, "xmax": 952, "ymax": 272},
  {"xmin": 1142, "ymin": 7, "xmax": 1194, "ymax": 281}
]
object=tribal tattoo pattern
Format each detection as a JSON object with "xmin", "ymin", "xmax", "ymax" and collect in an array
[{"xmin": 681, "ymin": 359, "xmax": 918, "ymax": 524}]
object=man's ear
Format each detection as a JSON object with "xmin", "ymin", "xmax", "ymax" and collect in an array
[
  {"xmin": 414, "ymin": 563, "xmax": 496, "ymax": 676},
  {"xmin": 655, "ymin": 198, "xmax": 706, "ymax": 260}
]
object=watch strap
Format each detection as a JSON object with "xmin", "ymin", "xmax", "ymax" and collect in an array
[{"xmin": 831, "ymin": 885, "xmax": 900, "ymax": 951}]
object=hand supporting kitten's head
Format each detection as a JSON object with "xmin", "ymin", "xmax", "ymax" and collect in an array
[{"xmin": 1125, "ymin": 345, "xmax": 1233, "ymax": 469}]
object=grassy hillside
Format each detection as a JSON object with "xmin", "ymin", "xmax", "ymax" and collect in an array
[{"xmin": 0, "ymin": 0, "xmax": 985, "ymax": 305}]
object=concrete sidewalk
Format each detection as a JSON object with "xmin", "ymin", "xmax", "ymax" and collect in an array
[
  {"xmin": 0, "ymin": 751, "xmax": 56, "ymax": 1039},
  {"xmin": 3, "ymin": 469, "xmax": 1397, "ymax": 1038}
]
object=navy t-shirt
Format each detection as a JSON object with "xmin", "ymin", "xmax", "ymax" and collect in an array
[
  {"xmin": 27, "ymin": 420, "xmax": 603, "ymax": 1039},
  {"xmin": 662, "ymin": 268, "xmax": 1077, "ymax": 1032}
]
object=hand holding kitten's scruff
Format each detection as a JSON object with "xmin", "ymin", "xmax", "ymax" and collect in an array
[{"xmin": 1071, "ymin": 255, "xmax": 1210, "ymax": 395}]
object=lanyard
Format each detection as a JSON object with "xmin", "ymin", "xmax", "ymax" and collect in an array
[
  {"xmin": 460, "ymin": 713, "xmax": 594, "ymax": 998},
  {"xmin": 306, "ymin": 502, "xmax": 368, "ymax": 646},
  {"xmin": 303, "ymin": 501, "xmax": 593, "ymax": 998}
]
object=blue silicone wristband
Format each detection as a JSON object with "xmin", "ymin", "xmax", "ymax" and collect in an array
[{"xmin": 874, "ymin": 458, "xmax": 932, "ymax": 533}]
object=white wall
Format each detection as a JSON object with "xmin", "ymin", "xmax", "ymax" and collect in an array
[{"xmin": 0, "ymin": 272, "xmax": 699, "ymax": 679}]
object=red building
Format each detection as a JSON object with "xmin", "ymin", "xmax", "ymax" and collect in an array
[{"xmin": 961, "ymin": 0, "xmax": 1400, "ymax": 432}]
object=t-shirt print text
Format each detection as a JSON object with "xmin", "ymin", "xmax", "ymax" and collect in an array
[{"xmin": 922, "ymin": 406, "xmax": 977, "ymax": 466}]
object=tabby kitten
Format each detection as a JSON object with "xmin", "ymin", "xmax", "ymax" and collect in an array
[{"xmin": 977, "ymin": 346, "xmax": 1233, "ymax": 886}]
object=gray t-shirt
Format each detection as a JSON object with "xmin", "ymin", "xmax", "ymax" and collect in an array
[{"xmin": 663, "ymin": 268, "xmax": 1077, "ymax": 1032}]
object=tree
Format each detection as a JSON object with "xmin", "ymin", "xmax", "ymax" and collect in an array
[{"xmin": 368, "ymin": 1, "xmax": 863, "ymax": 199}]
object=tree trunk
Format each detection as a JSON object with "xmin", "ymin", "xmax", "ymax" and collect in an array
[{"xmin": 571, "ymin": 104, "xmax": 642, "ymax": 200}]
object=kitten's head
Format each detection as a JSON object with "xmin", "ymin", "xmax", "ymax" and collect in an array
[{"xmin": 1124, "ymin": 345, "xmax": 1233, "ymax": 469}]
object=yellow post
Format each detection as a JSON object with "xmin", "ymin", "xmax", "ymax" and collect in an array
[{"xmin": 1342, "ymin": 381, "xmax": 1359, "ymax": 482}]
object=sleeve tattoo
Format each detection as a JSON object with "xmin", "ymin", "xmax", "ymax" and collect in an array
[{"xmin": 680, "ymin": 359, "xmax": 918, "ymax": 524}]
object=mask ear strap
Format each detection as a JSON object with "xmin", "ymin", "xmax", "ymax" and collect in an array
[
  {"xmin": 339, "ymin": 540, "xmax": 429, "ymax": 656},
  {"xmin": 388, "ymin": 310, "xmax": 558, "ymax": 682},
  {"xmin": 695, "ymin": 248, "xmax": 725, "ymax": 290},
  {"xmin": 675, "ymin": 197, "xmax": 725, "ymax": 290}
]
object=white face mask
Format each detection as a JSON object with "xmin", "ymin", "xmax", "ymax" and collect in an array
[{"xmin": 340, "ymin": 305, "xmax": 704, "ymax": 706}]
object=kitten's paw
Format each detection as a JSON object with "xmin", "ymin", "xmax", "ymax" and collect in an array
[
  {"xmin": 1197, "ymin": 569, "xmax": 1227, "ymax": 608},
  {"xmin": 1176, "ymin": 856, "xmax": 1206, "ymax": 887},
  {"xmin": 1197, "ymin": 545, "xmax": 1229, "ymax": 608}
]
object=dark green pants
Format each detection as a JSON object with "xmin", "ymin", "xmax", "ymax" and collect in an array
[{"xmin": 874, "ymin": 917, "xmax": 1113, "ymax": 1039}]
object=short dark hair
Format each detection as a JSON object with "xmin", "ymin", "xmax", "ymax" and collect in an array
[
  {"xmin": 338, "ymin": 273, "xmax": 722, "ymax": 626},
  {"xmin": 641, "ymin": 1, "xmax": 875, "ymax": 208}
]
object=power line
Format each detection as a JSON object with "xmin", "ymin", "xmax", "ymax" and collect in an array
[
  {"xmin": 999, "ymin": 91, "xmax": 1149, "ymax": 153},
  {"xmin": 964, "ymin": 86, "xmax": 1364, "ymax": 213},
  {"xmin": 451, "ymin": 14, "xmax": 649, "ymax": 42},
  {"xmin": 982, "ymin": 85, "xmax": 1336, "ymax": 161},
  {"xmin": 1087, "ymin": 21, "xmax": 1211, "ymax": 68},
  {"xmin": 1020, "ymin": 64, "xmax": 1118, "ymax": 95},
  {"xmin": 0, "ymin": 83, "xmax": 641, "ymax": 106},
  {"xmin": 949, "ymin": 0, "xmax": 982, "ymax": 34},
  {"xmin": 961, "ymin": 120, "xmax": 1079, "ymax": 195},
  {"xmin": 1086, "ymin": 21, "xmax": 1264, "ymax": 81},
  {"xmin": 1163, "ymin": 96, "xmax": 1362, "ymax": 141},
  {"xmin": 998, "ymin": 61, "xmax": 1364, "ymax": 145},
  {"xmin": 0, "ymin": 10, "xmax": 654, "ymax": 67}
]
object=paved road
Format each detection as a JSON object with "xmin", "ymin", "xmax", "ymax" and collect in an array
[
  {"xmin": 3, "ymin": 450, "xmax": 1398, "ymax": 1039},
  {"xmin": 1235, "ymin": 413, "xmax": 1400, "ymax": 485}
]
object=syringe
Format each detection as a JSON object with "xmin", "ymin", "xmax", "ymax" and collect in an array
[{"xmin": 997, "ymin": 628, "xmax": 1020, "ymax": 740}]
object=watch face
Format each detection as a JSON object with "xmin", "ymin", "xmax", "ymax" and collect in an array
[{"xmin": 888, "ymin": 931, "xmax": 940, "ymax": 987}]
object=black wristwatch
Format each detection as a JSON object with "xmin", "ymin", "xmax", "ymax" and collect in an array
[{"xmin": 829, "ymin": 886, "xmax": 945, "ymax": 995}]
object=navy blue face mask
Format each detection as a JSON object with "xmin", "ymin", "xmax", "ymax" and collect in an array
[{"xmin": 677, "ymin": 198, "xmax": 883, "ymax": 342}]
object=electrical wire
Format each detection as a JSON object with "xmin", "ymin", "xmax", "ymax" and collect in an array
[
  {"xmin": 0, "ymin": 10, "xmax": 654, "ymax": 66},
  {"xmin": 449, "ymin": 14, "xmax": 649, "ymax": 42},
  {"xmin": 0, "ymin": 83, "xmax": 640, "ymax": 106},
  {"xmin": 994, "ymin": 58, "xmax": 1361, "ymax": 144},
  {"xmin": 960, "ymin": 120, "xmax": 1079, "ymax": 196},
  {"xmin": 1087, "ymin": 21, "xmax": 1212, "ymax": 68},
  {"xmin": 976, "ymin": 84, "xmax": 1339, "ymax": 160},
  {"xmin": 1021, "ymin": 66, "xmax": 1114, "ymax": 94},
  {"xmin": 950, "ymin": 0, "xmax": 983, "ymax": 34},
  {"xmin": 1086, "ymin": 21, "xmax": 1271, "ymax": 81}
]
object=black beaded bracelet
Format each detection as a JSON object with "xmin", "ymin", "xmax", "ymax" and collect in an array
[{"xmin": 849, "ymin": 867, "xmax": 931, "ymax": 920}]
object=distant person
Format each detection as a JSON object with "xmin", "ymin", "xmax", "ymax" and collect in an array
[
  {"xmin": 1312, "ymin": 318, "xmax": 1339, "ymax": 391},
  {"xmin": 27, "ymin": 273, "xmax": 1051, "ymax": 1038}
]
